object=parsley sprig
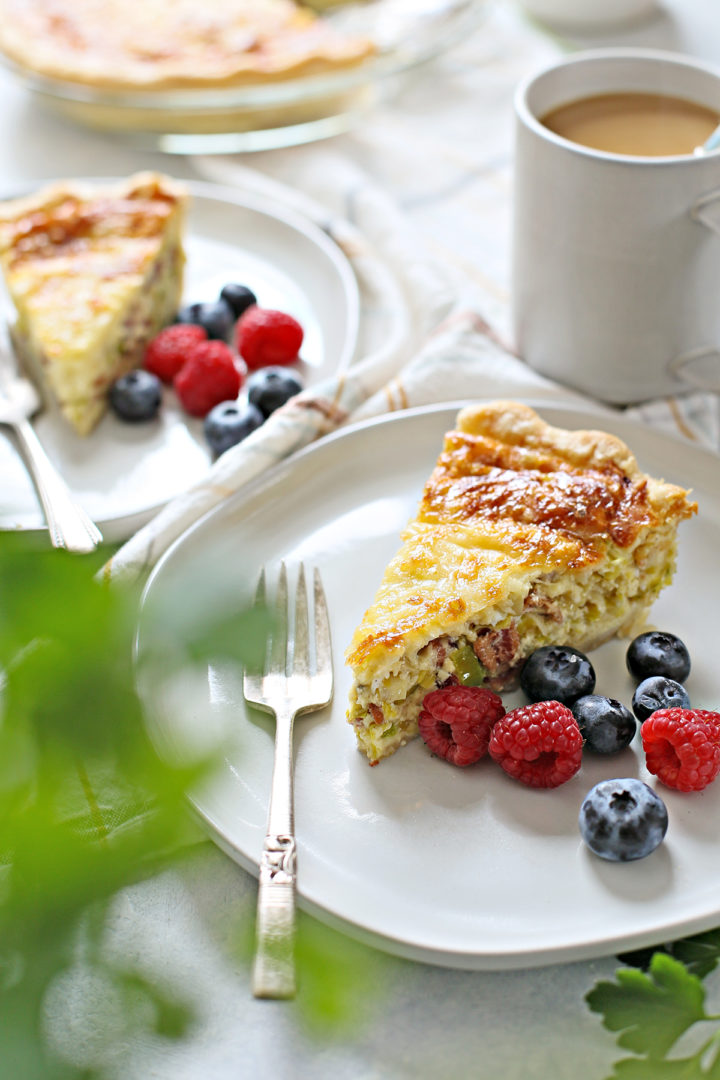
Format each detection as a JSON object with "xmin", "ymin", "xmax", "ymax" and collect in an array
[{"xmin": 587, "ymin": 934, "xmax": 720, "ymax": 1078}]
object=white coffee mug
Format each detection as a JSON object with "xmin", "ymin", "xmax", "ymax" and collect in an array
[{"xmin": 512, "ymin": 48, "xmax": 720, "ymax": 404}]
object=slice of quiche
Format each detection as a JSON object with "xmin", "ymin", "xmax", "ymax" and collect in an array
[
  {"xmin": 0, "ymin": 172, "xmax": 187, "ymax": 436},
  {"xmin": 346, "ymin": 401, "xmax": 697, "ymax": 765}
]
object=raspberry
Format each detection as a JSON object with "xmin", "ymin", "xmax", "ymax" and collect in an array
[
  {"xmin": 641, "ymin": 708, "xmax": 720, "ymax": 792},
  {"xmin": 144, "ymin": 324, "xmax": 207, "ymax": 382},
  {"xmin": 691, "ymin": 709, "xmax": 720, "ymax": 744},
  {"xmin": 236, "ymin": 307, "xmax": 304, "ymax": 370},
  {"xmin": 418, "ymin": 685, "xmax": 505, "ymax": 767},
  {"xmin": 173, "ymin": 341, "xmax": 242, "ymax": 418},
  {"xmin": 488, "ymin": 700, "xmax": 583, "ymax": 788}
]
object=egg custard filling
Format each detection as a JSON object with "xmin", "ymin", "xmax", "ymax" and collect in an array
[
  {"xmin": 345, "ymin": 401, "xmax": 697, "ymax": 765},
  {"xmin": 0, "ymin": 172, "xmax": 187, "ymax": 436}
]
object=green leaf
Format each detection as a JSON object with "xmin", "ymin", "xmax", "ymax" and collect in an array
[
  {"xmin": 606, "ymin": 1041, "xmax": 720, "ymax": 1079},
  {"xmin": 609, "ymin": 1053, "xmax": 712, "ymax": 1079},
  {"xmin": 232, "ymin": 908, "xmax": 385, "ymax": 1036},
  {"xmin": 619, "ymin": 931, "xmax": 720, "ymax": 981},
  {"xmin": 586, "ymin": 953, "xmax": 708, "ymax": 1058},
  {"xmin": 671, "ymin": 932, "xmax": 720, "ymax": 980},
  {"xmin": 708, "ymin": 1046, "xmax": 720, "ymax": 1079},
  {"xmin": 293, "ymin": 912, "xmax": 383, "ymax": 1035}
]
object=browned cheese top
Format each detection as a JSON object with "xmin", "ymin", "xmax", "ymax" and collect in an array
[
  {"xmin": 0, "ymin": 178, "xmax": 181, "ymax": 275},
  {"xmin": 420, "ymin": 430, "xmax": 675, "ymax": 549}
]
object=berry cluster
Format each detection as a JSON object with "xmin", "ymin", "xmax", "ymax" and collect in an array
[
  {"xmin": 108, "ymin": 281, "xmax": 306, "ymax": 457},
  {"xmin": 417, "ymin": 683, "xmax": 583, "ymax": 789},
  {"xmin": 415, "ymin": 631, "xmax": 719, "ymax": 864},
  {"xmin": 621, "ymin": 631, "xmax": 720, "ymax": 793}
]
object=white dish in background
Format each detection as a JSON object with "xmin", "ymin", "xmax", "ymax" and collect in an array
[
  {"xmin": 0, "ymin": 179, "xmax": 359, "ymax": 542},
  {"xmin": 135, "ymin": 400, "xmax": 720, "ymax": 971}
]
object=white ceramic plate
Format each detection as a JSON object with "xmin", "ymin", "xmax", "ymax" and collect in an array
[
  {"xmin": 0, "ymin": 179, "xmax": 359, "ymax": 542},
  {"xmin": 134, "ymin": 401, "xmax": 720, "ymax": 970}
]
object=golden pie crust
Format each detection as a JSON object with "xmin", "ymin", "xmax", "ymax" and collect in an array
[{"xmin": 0, "ymin": 0, "xmax": 376, "ymax": 91}]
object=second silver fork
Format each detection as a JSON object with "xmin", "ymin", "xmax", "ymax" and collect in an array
[
  {"xmin": 0, "ymin": 365, "xmax": 102, "ymax": 553},
  {"xmin": 243, "ymin": 562, "xmax": 333, "ymax": 999}
]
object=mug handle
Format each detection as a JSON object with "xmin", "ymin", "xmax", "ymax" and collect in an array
[
  {"xmin": 670, "ymin": 192, "xmax": 720, "ymax": 391},
  {"xmin": 667, "ymin": 346, "xmax": 720, "ymax": 392},
  {"xmin": 691, "ymin": 188, "xmax": 720, "ymax": 236}
]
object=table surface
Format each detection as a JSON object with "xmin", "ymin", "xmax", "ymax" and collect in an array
[{"xmin": 2, "ymin": 2, "xmax": 719, "ymax": 1077}]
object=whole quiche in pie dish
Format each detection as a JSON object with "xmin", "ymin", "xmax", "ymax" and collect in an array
[
  {"xmin": 0, "ymin": 0, "xmax": 376, "ymax": 90},
  {"xmin": 0, "ymin": 0, "xmax": 481, "ymax": 144},
  {"xmin": 0, "ymin": 0, "xmax": 381, "ymax": 142}
]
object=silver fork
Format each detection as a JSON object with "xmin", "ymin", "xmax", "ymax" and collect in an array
[
  {"xmin": 0, "ymin": 362, "xmax": 103, "ymax": 553},
  {"xmin": 243, "ymin": 562, "xmax": 333, "ymax": 999}
]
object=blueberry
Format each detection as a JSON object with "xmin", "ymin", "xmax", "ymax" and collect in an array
[
  {"xmin": 246, "ymin": 366, "xmax": 304, "ymax": 418},
  {"xmin": 219, "ymin": 283, "xmax": 257, "ymax": 319},
  {"xmin": 579, "ymin": 777, "xmax": 668, "ymax": 861},
  {"xmin": 177, "ymin": 299, "xmax": 234, "ymax": 341},
  {"xmin": 631, "ymin": 676, "xmax": 690, "ymax": 722},
  {"xmin": 109, "ymin": 369, "xmax": 161, "ymax": 422},
  {"xmin": 572, "ymin": 695, "xmax": 636, "ymax": 754},
  {"xmin": 519, "ymin": 645, "xmax": 596, "ymax": 705},
  {"xmin": 626, "ymin": 631, "xmax": 691, "ymax": 684},
  {"xmin": 203, "ymin": 400, "xmax": 264, "ymax": 457}
]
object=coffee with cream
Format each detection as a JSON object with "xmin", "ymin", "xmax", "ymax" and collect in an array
[{"xmin": 541, "ymin": 91, "xmax": 719, "ymax": 156}]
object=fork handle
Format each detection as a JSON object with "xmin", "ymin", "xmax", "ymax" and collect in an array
[
  {"xmin": 13, "ymin": 418, "xmax": 103, "ymax": 553},
  {"xmin": 252, "ymin": 703, "xmax": 297, "ymax": 999},
  {"xmin": 252, "ymin": 834, "xmax": 297, "ymax": 998}
]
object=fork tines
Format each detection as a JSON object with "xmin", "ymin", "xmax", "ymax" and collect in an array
[{"xmin": 243, "ymin": 562, "xmax": 333, "ymax": 714}]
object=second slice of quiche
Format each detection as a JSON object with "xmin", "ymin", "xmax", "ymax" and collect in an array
[
  {"xmin": 346, "ymin": 401, "xmax": 697, "ymax": 765},
  {"xmin": 0, "ymin": 172, "xmax": 187, "ymax": 436}
]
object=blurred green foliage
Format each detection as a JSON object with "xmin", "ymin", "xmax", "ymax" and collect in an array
[
  {"xmin": 0, "ymin": 534, "xmax": 381, "ymax": 1078},
  {"xmin": 0, "ymin": 535, "xmax": 211, "ymax": 1078}
]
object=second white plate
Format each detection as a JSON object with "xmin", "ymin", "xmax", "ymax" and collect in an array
[
  {"xmin": 135, "ymin": 401, "xmax": 720, "ymax": 970},
  {"xmin": 0, "ymin": 179, "xmax": 359, "ymax": 541}
]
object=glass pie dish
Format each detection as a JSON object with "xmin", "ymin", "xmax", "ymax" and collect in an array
[{"xmin": 0, "ymin": 0, "xmax": 487, "ymax": 154}]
